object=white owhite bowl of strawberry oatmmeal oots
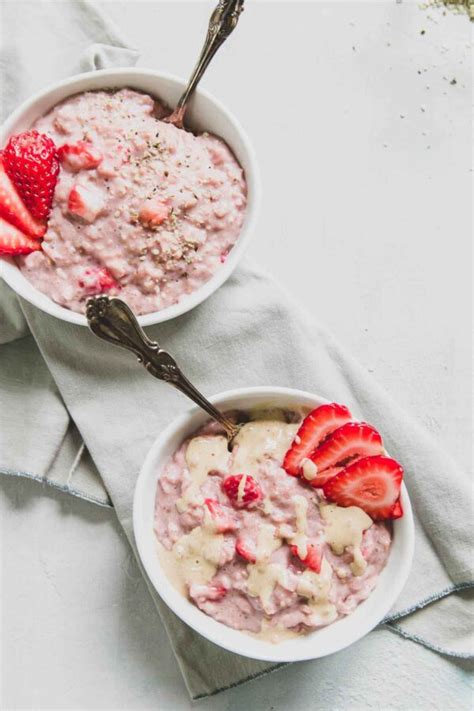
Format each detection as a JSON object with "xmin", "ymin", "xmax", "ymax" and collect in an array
[
  {"xmin": 134, "ymin": 387, "xmax": 414, "ymax": 662},
  {"xmin": 0, "ymin": 69, "xmax": 260, "ymax": 326}
]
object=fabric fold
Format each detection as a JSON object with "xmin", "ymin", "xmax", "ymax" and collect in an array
[{"xmin": 4, "ymin": 259, "xmax": 470, "ymax": 698}]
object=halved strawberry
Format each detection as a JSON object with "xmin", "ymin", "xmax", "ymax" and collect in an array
[
  {"xmin": 222, "ymin": 474, "xmax": 263, "ymax": 509},
  {"xmin": 78, "ymin": 266, "xmax": 118, "ymax": 295},
  {"xmin": 58, "ymin": 140, "xmax": 102, "ymax": 171},
  {"xmin": 323, "ymin": 455, "xmax": 404, "ymax": 520},
  {"xmin": 204, "ymin": 498, "xmax": 237, "ymax": 533},
  {"xmin": 290, "ymin": 542, "xmax": 322, "ymax": 573},
  {"xmin": 283, "ymin": 403, "xmax": 353, "ymax": 476},
  {"xmin": 309, "ymin": 422, "xmax": 383, "ymax": 483},
  {"xmin": 138, "ymin": 199, "xmax": 170, "ymax": 228},
  {"xmin": 189, "ymin": 582, "xmax": 228, "ymax": 602},
  {"xmin": 2, "ymin": 130, "xmax": 59, "ymax": 222},
  {"xmin": 0, "ymin": 160, "xmax": 45, "ymax": 238},
  {"xmin": 68, "ymin": 184, "xmax": 104, "ymax": 223},
  {"xmin": 0, "ymin": 216, "xmax": 42, "ymax": 255},
  {"xmin": 235, "ymin": 538, "xmax": 257, "ymax": 563}
]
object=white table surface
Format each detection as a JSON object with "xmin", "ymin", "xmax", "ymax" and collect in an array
[{"xmin": 0, "ymin": 1, "xmax": 472, "ymax": 708}]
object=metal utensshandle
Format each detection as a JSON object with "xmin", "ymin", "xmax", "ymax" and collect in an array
[
  {"xmin": 86, "ymin": 295, "xmax": 240, "ymax": 442},
  {"xmin": 165, "ymin": 0, "xmax": 245, "ymax": 128}
]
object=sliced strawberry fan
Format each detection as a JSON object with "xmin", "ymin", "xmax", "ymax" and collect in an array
[
  {"xmin": 281, "ymin": 402, "xmax": 405, "ymax": 520},
  {"xmin": 0, "ymin": 130, "xmax": 59, "ymax": 256}
]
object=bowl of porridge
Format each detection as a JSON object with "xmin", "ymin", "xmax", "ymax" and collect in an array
[
  {"xmin": 134, "ymin": 386, "xmax": 414, "ymax": 662},
  {"xmin": 0, "ymin": 68, "xmax": 260, "ymax": 326}
]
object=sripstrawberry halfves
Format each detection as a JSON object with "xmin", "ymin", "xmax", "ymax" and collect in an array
[
  {"xmin": 2, "ymin": 130, "xmax": 59, "ymax": 222},
  {"xmin": 0, "ymin": 216, "xmax": 41, "ymax": 255},
  {"xmin": 290, "ymin": 542, "xmax": 322, "ymax": 573},
  {"xmin": 78, "ymin": 266, "xmax": 118, "ymax": 295},
  {"xmin": 58, "ymin": 140, "xmax": 102, "ymax": 171},
  {"xmin": 308, "ymin": 422, "xmax": 384, "ymax": 486},
  {"xmin": 235, "ymin": 538, "xmax": 257, "ymax": 563},
  {"xmin": 204, "ymin": 498, "xmax": 237, "ymax": 533},
  {"xmin": 323, "ymin": 455, "xmax": 404, "ymax": 520},
  {"xmin": 189, "ymin": 582, "xmax": 228, "ymax": 602},
  {"xmin": 0, "ymin": 160, "xmax": 45, "ymax": 238},
  {"xmin": 283, "ymin": 403, "xmax": 353, "ymax": 476},
  {"xmin": 222, "ymin": 474, "xmax": 263, "ymax": 509}
]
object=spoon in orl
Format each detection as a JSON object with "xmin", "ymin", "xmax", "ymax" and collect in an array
[
  {"xmin": 164, "ymin": 0, "xmax": 245, "ymax": 129},
  {"xmin": 86, "ymin": 295, "xmax": 240, "ymax": 444}
]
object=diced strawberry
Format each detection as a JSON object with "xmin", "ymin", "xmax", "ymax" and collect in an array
[
  {"xmin": 2, "ymin": 130, "xmax": 59, "ymax": 222},
  {"xmin": 0, "ymin": 160, "xmax": 45, "ymax": 238},
  {"xmin": 323, "ymin": 455, "xmax": 404, "ymax": 520},
  {"xmin": 96, "ymin": 268, "xmax": 117, "ymax": 291},
  {"xmin": 204, "ymin": 498, "xmax": 237, "ymax": 533},
  {"xmin": 222, "ymin": 474, "xmax": 263, "ymax": 509},
  {"xmin": 96, "ymin": 160, "xmax": 117, "ymax": 179},
  {"xmin": 309, "ymin": 422, "xmax": 383, "ymax": 480},
  {"xmin": 138, "ymin": 199, "xmax": 170, "ymax": 228},
  {"xmin": 58, "ymin": 140, "xmax": 102, "ymax": 171},
  {"xmin": 78, "ymin": 266, "xmax": 118, "ymax": 295},
  {"xmin": 235, "ymin": 538, "xmax": 257, "ymax": 563},
  {"xmin": 68, "ymin": 184, "xmax": 104, "ymax": 223},
  {"xmin": 189, "ymin": 582, "xmax": 228, "ymax": 602},
  {"xmin": 290, "ymin": 542, "xmax": 322, "ymax": 573},
  {"xmin": 0, "ymin": 216, "xmax": 42, "ymax": 255},
  {"xmin": 283, "ymin": 403, "xmax": 353, "ymax": 476}
]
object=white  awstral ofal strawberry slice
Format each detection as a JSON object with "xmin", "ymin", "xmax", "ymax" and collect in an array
[{"xmin": 68, "ymin": 184, "xmax": 105, "ymax": 223}]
